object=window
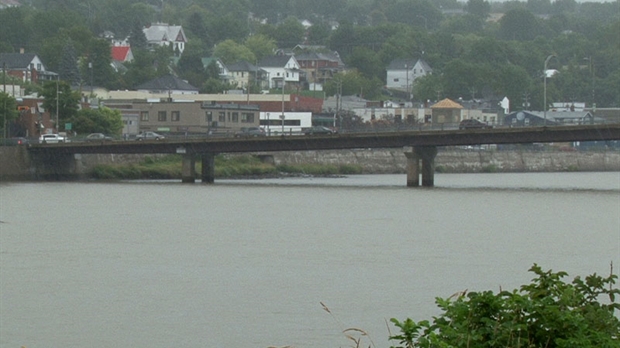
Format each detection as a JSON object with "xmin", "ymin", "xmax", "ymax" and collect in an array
[
  {"xmin": 171, "ymin": 111, "xmax": 180, "ymax": 122},
  {"xmin": 241, "ymin": 113, "xmax": 255, "ymax": 123},
  {"xmin": 218, "ymin": 112, "xmax": 226, "ymax": 122},
  {"xmin": 206, "ymin": 111, "xmax": 212, "ymax": 123},
  {"xmin": 232, "ymin": 112, "xmax": 239, "ymax": 122},
  {"xmin": 394, "ymin": 78, "xmax": 399, "ymax": 82},
  {"xmin": 37, "ymin": 63, "xmax": 41, "ymax": 70},
  {"xmin": 140, "ymin": 111, "xmax": 149, "ymax": 121},
  {"xmin": 158, "ymin": 111, "xmax": 167, "ymax": 122}
]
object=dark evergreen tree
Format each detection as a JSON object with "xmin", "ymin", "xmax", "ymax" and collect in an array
[
  {"xmin": 128, "ymin": 20, "xmax": 147, "ymax": 50},
  {"xmin": 59, "ymin": 38, "xmax": 81, "ymax": 85}
]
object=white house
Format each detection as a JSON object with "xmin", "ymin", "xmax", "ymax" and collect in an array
[
  {"xmin": 257, "ymin": 55, "xmax": 301, "ymax": 89},
  {"xmin": 0, "ymin": 51, "xmax": 54, "ymax": 82},
  {"xmin": 386, "ymin": 59, "xmax": 432, "ymax": 90},
  {"xmin": 143, "ymin": 23, "xmax": 187, "ymax": 54}
]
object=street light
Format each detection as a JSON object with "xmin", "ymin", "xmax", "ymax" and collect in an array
[
  {"xmin": 405, "ymin": 63, "xmax": 409, "ymax": 103},
  {"xmin": 543, "ymin": 54, "xmax": 556, "ymax": 126},
  {"xmin": 56, "ymin": 75, "xmax": 60, "ymax": 132}
]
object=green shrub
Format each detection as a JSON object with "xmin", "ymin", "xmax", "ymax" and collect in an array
[
  {"xmin": 390, "ymin": 264, "xmax": 620, "ymax": 348},
  {"xmin": 481, "ymin": 164, "xmax": 498, "ymax": 173}
]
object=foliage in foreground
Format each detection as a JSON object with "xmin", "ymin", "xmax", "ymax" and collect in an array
[{"xmin": 390, "ymin": 264, "xmax": 619, "ymax": 348}]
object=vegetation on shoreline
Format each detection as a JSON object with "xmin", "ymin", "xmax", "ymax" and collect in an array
[
  {"xmin": 389, "ymin": 264, "xmax": 619, "ymax": 348},
  {"xmin": 89, "ymin": 154, "xmax": 363, "ymax": 180}
]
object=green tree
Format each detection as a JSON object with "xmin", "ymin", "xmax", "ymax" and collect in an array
[
  {"xmin": 82, "ymin": 38, "xmax": 116, "ymax": 89},
  {"xmin": 128, "ymin": 20, "xmax": 148, "ymax": 51},
  {"xmin": 498, "ymin": 8, "xmax": 546, "ymax": 41},
  {"xmin": 390, "ymin": 264, "xmax": 620, "ymax": 348},
  {"xmin": 346, "ymin": 47, "xmax": 384, "ymax": 81},
  {"xmin": 59, "ymin": 38, "xmax": 81, "ymax": 85},
  {"xmin": 0, "ymin": 92, "xmax": 18, "ymax": 136},
  {"xmin": 244, "ymin": 34, "xmax": 277, "ymax": 63},
  {"xmin": 466, "ymin": 0, "xmax": 491, "ymax": 19},
  {"xmin": 274, "ymin": 16, "xmax": 305, "ymax": 48},
  {"xmin": 70, "ymin": 107, "xmax": 123, "ymax": 135},
  {"xmin": 213, "ymin": 39, "xmax": 256, "ymax": 65},
  {"xmin": 41, "ymin": 80, "xmax": 80, "ymax": 129}
]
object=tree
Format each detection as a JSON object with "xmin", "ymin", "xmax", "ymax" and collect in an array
[
  {"xmin": 70, "ymin": 107, "xmax": 123, "ymax": 135},
  {"xmin": 466, "ymin": 0, "xmax": 491, "ymax": 19},
  {"xmin": 213, "ymin": 39, "xmax": 256, "ymax": 65},
  {"xmin": 0, "ymin": 92, "xmax": 18, "ymax": 136},
  {"xmin": 244, "ymin": 34, "xmax": 277, "ymax": 63},
  {"xmin": 128, "ymin": 20, "xmax": 148, "ymax": 51},
  {"xmin": 273, "ymin": 16, "xmax": 305, "ymax": 48},
  {"xmin": 498, "ymin": 8, "xmax": 546, "ymax": 41},
  {"xmin": 59, "ymin": 38, "xmax": 81, "ymax": 85},
  {"xmin": 41, "ymin": 80, "xmax": 80, "ymax": 129},
  {"xmin": 346, "ymin": 47, "xmax": 384, "ymax": 81},
  {"xmin": 390, "ymin": 264, "xmax": 620, "ymax": 348},
  {"xmin": 83, "ymin": 38, "xmax": 116, "ymax": 89}
]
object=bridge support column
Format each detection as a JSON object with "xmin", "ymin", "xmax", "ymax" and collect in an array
[
  {"xmin": 29, "ymin": 152, "xmax": 79, "ymax": 180},
  {"xmin": 201, "ymin": 153, "xmax": 215, "ymax": 184},
  {"xmin": 181, "ymin": 154, "xmax": 195, "ymax": 183},
  {"xmin": 403, "ymin": 146, "xmax": 438, "ymax": 187}
]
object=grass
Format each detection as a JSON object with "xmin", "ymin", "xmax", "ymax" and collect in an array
[{"xmin": 89, "ymin": 154, "xmax": 363, "ymax": 180}]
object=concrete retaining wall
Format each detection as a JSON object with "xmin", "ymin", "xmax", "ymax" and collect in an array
[
  {"xmin": 270, "ymin": 148, "xmax": 620, "ymax": 173},
  {"xmin": 1, "ymin": 147, "xmax": 619, "ymax": 181}
]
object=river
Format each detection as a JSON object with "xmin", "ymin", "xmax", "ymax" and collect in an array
[{"xmin": 1, "ymin": 172, "xmax": 619, "ymax": 348}]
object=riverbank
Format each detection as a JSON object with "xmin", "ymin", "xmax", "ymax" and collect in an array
[
  {"xmin": 89, "ymin": 147, "xmax": 619, "ymax": 180},
  {"xmin": 1, "ymin": 146, "xmax": 619, "ymax": 181}
]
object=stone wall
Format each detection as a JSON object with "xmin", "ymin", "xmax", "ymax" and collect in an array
[
  {"xmin": 269, "ymin": 148, "xmax": 620, "ymax": 173},
  {"xmin": 1, "ymin": 147, "xmax": 619, "ymax": 181}
]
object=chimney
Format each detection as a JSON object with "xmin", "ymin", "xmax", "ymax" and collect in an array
[{"xmin": 19, "ymin": 48, "xmax": 24, "ymax": 54}]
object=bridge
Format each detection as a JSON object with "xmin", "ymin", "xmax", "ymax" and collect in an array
[{"xmin": 27, "ymin": 124, "xmax": 620, "ymax": 187}]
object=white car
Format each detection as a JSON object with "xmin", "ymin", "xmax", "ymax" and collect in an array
[
  {"xmin": 135, "ymin": 131, "xmax": 165, "ymax": 141},
  {"xmin": 39, "ymin": 134, "xmax": 66, "ymax": 144}
]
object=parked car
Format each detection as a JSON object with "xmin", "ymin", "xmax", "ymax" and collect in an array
[
  {"xmin": 303, "ymin": 126, "xmax": 337, "ymax": 135},
  {"xmin": 39, "ymin": 134, "xmax": 66, "ymax": 144},
  {"xmin": 135, "ymin": 131, "xmax": 165, "ymax": 141},
  {"xmin": 459, "ymin": 119, "xmax": 492, "ymax": 130},
  {"xmin": 86, "ymin": 133, "xmax": 114, "ymax": 142},
  {"xmin": 3, "ymin": 137, "xmax": 29, "ymax": 146},
  {"xmin": 234, "ymin": 127, "xmax": 266, "ymax": 138}
]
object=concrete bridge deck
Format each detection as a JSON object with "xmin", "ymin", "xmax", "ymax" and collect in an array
[{"xmin": 22, "ymin": 124, "xmax": 620, "ymax": 186}]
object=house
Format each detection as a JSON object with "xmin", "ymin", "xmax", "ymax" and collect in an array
[
  {"xmin": 0, "ymin": 51, "xmax": 55, "ymax": 83},
  {"xmin": 294, "ymin": 51, "xmax": 344, "ymax": 89},
  {"xmin": 226, "ymin": 60, "xmax": 263, "ymax": 90},
  {"xmin": 430, "ymin": 98, "xmax": 463, "ymax": 124},
  {"xmin": 111, "ymin": 45, "xmax": 134, "ymax": 63},
  {"xmin": 504, "ymin": 110, "xmax": 601, "ymax": 127},
  {"xmin": 0, "ymin": 0, "xmax": 20, "ymax": 9},
  {"xmin": 136, "ymin": 74, "xmax": 199, "ymax": 95},
  {"xmin": 386, "ymin": 59, "xmax": 432, "ymax": 90},
  {"xmin": 258, "ymin": 55, "xmax": 301, "ymax": 89},
  {"xmin": 201, "ymin": 57, "xmax": 230, "ymax": 81},
  {"xmin": 143, "ymin": 23, "xmax": 187, "ymax": 54}
]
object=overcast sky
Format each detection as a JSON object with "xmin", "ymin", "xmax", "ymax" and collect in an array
[{"xmin": 485, "ymin": 0, "xmax": 613, "ymax": 2}]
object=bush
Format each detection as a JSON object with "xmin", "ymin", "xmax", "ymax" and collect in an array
[{"xmin": 389, "ymin": 264, "xmax": 619, "ymax": 348}]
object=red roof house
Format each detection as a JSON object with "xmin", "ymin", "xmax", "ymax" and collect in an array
[{"xmin": 111, "ymin": 46, "xmax": 134, "ymax": 62}]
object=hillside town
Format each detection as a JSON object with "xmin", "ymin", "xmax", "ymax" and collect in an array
[{"xmin": 0, "ymin": 0, "xmax": 618, "ymax": 142}]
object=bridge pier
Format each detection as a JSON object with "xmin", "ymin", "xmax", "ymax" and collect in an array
[
  {"xmin": 181, "ymin": 154, "xmax": 196, "ymax": 183},
  {"xmin": 29, "ymin": 152, "xmax": 80, "ymax": 180},
  {"xmin": 201, "ymin": 153, "xmax": 215, "ymax": 184},
  {"xmin": 404, "ymin": 146, "xmax": 438, "ymax": 187}
]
